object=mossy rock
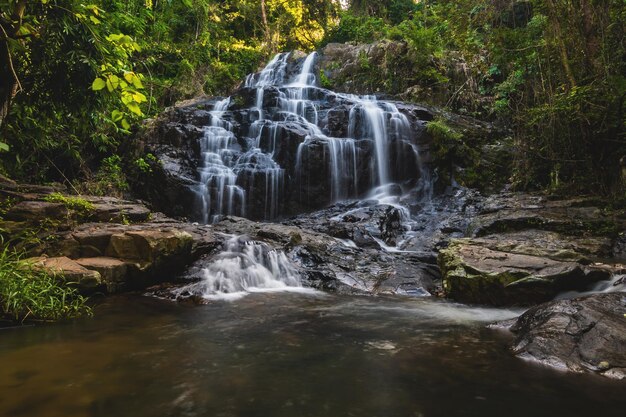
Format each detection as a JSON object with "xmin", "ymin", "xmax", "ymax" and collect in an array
[{"xmin": 439, "ymin": 240, "xmax": 610, "ymax": 306}]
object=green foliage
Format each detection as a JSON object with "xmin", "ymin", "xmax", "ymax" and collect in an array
[
  {"xmin": 427, "ymin": 118, "xmax": 465, "ymax": 178},
  {"xmin": 0, "ymin": 0, "xmax": 624, "ymax": 196},
  {"xmin": 325, "ymin": 12, "xmax": 386, "ymax": 43},
  {"xmin": 134, "ymin": 153, "xmax": 158, "ymax": 173},
  {"xmin": 319, "ymin": 70, "xmax": 333, "ymax": 89},
  {"xmin": 427, "ymin": 119, "xmax": 463, "ymax": 143},
  {"xmin": 43, "ymin": 192, "xmax": 95, "ymax": 215},
  {"xmin": 0, "ymin": 246, "xmax": 92, "ymax": 323},
  {"xmin": 78, "ymin": 154, "xmax": 129, "ymax": 197},
  {"xmin": 1, "ymin": 0, "xmax": 339, "ymax": 185},
  {"xmin": 328, "ymin": 0, "xmax": 626, "ymax": 195}
]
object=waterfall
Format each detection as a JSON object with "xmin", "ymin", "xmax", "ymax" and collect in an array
[
  {"xmin": 195, "ymin": 98, "xmax": 247, "ymax": 223},
  {"xmin": 293, "ymin": 51, "xmax": 317, "ymax": 86},
  {"xmin": 193, "ymin": 51, "xmax": 429, "ymax": 222},
  {"xmin": 246, "ymin": 52, "xmax": 290, "ymax": 120},
  {"xmin": 174, "ymin": 236, "xmax": 306, "ymax": 301}
]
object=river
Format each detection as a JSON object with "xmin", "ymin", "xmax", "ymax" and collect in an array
[{"xmin": 1, "ymin": 292, "xmax": 624, "ymax": 417}]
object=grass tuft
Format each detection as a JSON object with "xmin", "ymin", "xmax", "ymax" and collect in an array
[{"xmin": 0, "ymin": 245, "xmax": 92, "ymax": 324}]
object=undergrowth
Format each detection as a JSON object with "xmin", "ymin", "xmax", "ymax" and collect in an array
[{"xmin": 0, "ymin": 245, "xmax": 92, "ymax": 324}]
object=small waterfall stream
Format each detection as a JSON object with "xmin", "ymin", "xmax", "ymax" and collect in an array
[
  {"xmin": 175, "ymin": 236, "xmax": 309, "ymax": 300},
  {"xmin": 196, "ymin": 98, "xmax": 246, "ymax": 223},
  {"xmin": 193, "ymin": 51, "xmax": 428, "ymax": 223}
]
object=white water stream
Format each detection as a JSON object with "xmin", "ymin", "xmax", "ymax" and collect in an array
[
  {"xmin": 175, "ymin": 236, "xmax": 315, "ymax": 300},
  {"xmin": 194, "ymin": 51, "xmax": 426, "ymax": 222}
]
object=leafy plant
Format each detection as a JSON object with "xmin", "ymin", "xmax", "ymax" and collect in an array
[
  {"xmin": 76, "ymin": 154, "xmax": 129, "ymax": 197},
  {"xmin": 0, "ymin": 245, "xmax": 92, "ymax": 323},
  {"xmin": 134, "ymin": 153, "xmax": 159, "ymax": 173}
]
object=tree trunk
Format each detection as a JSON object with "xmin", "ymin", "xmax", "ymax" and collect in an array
[
  {"xmin": 579, "ymin": 0, "xmax": 602, "ymax": 75},
  {"xmin": 545, "ymin": 0, "xmax": 577, "ymax": 89},
  {"xmin": 260, "ymin": 0, "xmax": 272, "ymax": 52},
  {"xmin": 0, "ymin": 0, "xmax": 27, "ymax": 129},
  {"xmin": 0, "ymin": 40, "xmax": 17, "ymax": 129}
]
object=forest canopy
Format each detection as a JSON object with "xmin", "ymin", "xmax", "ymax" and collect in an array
[{"xmin": 0, "ymin": 0, "xmax": 624, "ymax": 194}]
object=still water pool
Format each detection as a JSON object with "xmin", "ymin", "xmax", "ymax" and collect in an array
[{"xmin": 0, "ymin": 292, "xmax": 624, "ymax": 417}]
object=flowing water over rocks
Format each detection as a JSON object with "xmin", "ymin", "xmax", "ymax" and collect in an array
[
  {"xmin": 2, "ymin": 47, "xmax": 624, "ymax": 417},
  {"xmin": 172, "ymin": 235, "xmax": 312, "ymax": 301},
  {"xmin": 138, "ymin": 51, "xmax": 432, "ymax": 222}
]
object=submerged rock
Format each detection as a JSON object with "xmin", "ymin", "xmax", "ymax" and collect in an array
[{"xmin": 503, "ymin": 292, "xmax": 626, "ymax": 379}]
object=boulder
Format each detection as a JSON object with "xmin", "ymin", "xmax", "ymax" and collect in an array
[
  {"xmin": 75, "ymin": 257, "xmax": 129, "ymax": 293},
  {"xmin": 504, "ymin": 292, "xmax": 626, "ymax": 379},
  {"xmin": 30, "ymin": 256, "xmax": 102, "ymax": 291},
  {"xmin": 4, "ymin": 201, "xmax": 68, "ymax": 222},
  {"xmin": 44, "ymin": 221, "xmax": 217, "ymax": 292},
  {"xmin": 439, "ymin": 240, "xmax": 610, "ymax": 306},
  {"xmin": 86, "ymin": 198, "xmax": 152, "ymax": 223}
]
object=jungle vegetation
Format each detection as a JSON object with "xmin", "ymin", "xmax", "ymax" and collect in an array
[{"xmin": 0, "ymin": 0, "xmax": 624, "ymax": 193}]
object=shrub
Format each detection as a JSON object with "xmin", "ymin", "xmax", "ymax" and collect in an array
[{"xmin": 0, "ymin": 246, "xmax": 92, "ymax": 323}]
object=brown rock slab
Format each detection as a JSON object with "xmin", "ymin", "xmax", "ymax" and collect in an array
[
  {"xmin": 31, "ymin": 256, "xmax": 102, "ymax": 290},
  {"xmin": 4, "ymin": 201, "xmax": 68, "ymax": 222},
  {"xmin": 75, "ymin": 257, "xmax": 129, "ymax": 293}
]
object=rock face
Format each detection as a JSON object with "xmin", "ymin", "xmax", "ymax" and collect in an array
[
  {"xmin": 44, "ymin": 220, "xmax": 215, "ymax": 293},
  {"xmin": 438, "ymin": 193, "xmax": 623, "ymax": 306},
  {"xmin": 31, "ymin": 257, "xmax": 102, "ymax": 290},
  {"xmin": 440, "ymin": 240, "xmax": 609, "ymax": 306},
  {"xmin": 505, "ymin": 293, "xmax": 626, "ymax": 379},
  {"xmin": 210, "ymin": 216, "xmax": 438, "ymax": 296},
  {"xmin": 133, "ymin": 51, "xmax": 434, "ymax": 222}
]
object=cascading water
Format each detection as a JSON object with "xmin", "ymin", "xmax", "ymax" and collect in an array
[
  {"xmin": 196, "ymin": 98, "xmax": 246, "ymax": 223},
  {"xmin": 175, "ymin": 236, "xmax": 309, "ymax": 301},
  {"xmin": 193, "ymin": 51, "xmax": 430, "ymax": 223}
]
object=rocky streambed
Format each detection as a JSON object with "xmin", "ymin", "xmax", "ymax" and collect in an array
[
  {"xmin": 1, "ymin": 48, "xmax": 625, "ymax": 393},
  {"xmin": 2, "ymin": 176, "xmax": 625, "ymax": 380}
]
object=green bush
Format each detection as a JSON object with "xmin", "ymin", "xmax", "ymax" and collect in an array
[
  {"xmin": 325, "ymin": 12, "xmax": 387, "ymax": 44},
  {"xmin": 0, "ymin": 246, "xmax": 92, "ymax": 323}
]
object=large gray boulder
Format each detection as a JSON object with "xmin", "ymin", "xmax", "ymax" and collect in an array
[{"xmin": 504, "ymin": 292, "xmax": 626, "ymax": 379}]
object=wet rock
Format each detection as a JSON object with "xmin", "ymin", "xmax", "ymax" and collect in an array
[
  {"xmin": 612, "ymin": 232, "xmax": 626, "ymax": 261},
  {"xmin": 103, "ymin": 229, "xmax": 194, "ymax": 279},
  {"xmin": 43, "ymin": 220, "xmax": 219, "ymax": 292},
  {"xmin": 85, "ymin": 197, "xmax": 152, "ymax": 223},
  {"xmin": 379, "ymin": 207, "xmax": 404, "ymax": 246},
  {"xmin": 466, "ymin": 230, "xmax": 612, "ymax": 263},
  {"xmin": 439, "ymin": 240, "xmax": 610, "ymax": 306},
  {"xmin": 129, "ymin": 55, "xmax": 436, "ymax": 221},
  {"xmin": 504, "ymin": 292, "xmax": 626, "ymax": 379},
  {"xmin": 470, "ymin": 193, "xmax": 620, "ymax": 238},
  {"xmin": 209, "ymin": 216, "xmax": 436, "ymax": 296}
]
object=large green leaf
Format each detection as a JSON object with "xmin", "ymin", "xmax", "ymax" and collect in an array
[
  {"xmin": 125, "ymin": 102, "xmax": 143, "ymax": 116},
  {"xmin": 91, "ymin": 77, "xmax": 106, "ymax": 91}
]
